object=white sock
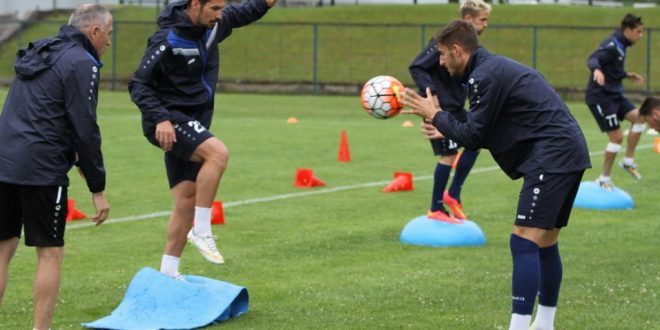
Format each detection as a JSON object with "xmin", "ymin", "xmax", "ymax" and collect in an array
[
  {"xmin": 160, "ymin": 254, "xmax": 180, "ymax": 277},
  {"xmin": 193, "ymin": 206, "xmax": 212, "ymax": 237},
  {"xmin": 598, "ymin": 175, "xmax": 610, "ymax": 182},
  {"xmin": 622, "ymin": 157, "xmax": 634, "ymax": 166},
  {"xmin": 531, "ymin": 304, "xmax": 556, "ymax": 330},
  {"xmin": 509, "ymin": 313, "xmax": 532, "ymax": 330}
]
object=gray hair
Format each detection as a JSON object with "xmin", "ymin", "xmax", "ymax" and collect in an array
[{"xmin": 68, "ymin": 4, "xmax": 111, "ymax": 32}]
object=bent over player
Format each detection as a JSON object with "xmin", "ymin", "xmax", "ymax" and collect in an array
[
  {"xmin": 129, "ymin": 0, "xmax": 278, "ymax": 278},
  {"xmin": 401, "ymin": 20, "xmax": 591, "ymax": 330}
]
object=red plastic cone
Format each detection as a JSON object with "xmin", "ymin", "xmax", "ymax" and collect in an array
[
  {"xmin": 211, "ymin": 200, "xmax": 224, "ymax": 225},
  {"xmin": 66, "ymin": 199, "xmax": 87, "ymax": 222},
  {"xmin": 338, "ymin": 129, "xmax": 351, "ymax": 162},
  {"xmin": 383, "ymin": 172, "xmax": 413, "ymax": 192},
  {"xmin": 451, "ymin": 150, "xmax": 462, "ymax": 169},
  {"xmin": 294, "ymin": 168, "xmax": 326, "ymax": 188},
  {"xmin": 654, "ymin": 137, "xmax": 660, "ymax": 154}
]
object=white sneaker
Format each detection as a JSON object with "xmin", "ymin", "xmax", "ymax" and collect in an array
[
  {"xmin": 173, "ymin": 273, "xmax": 186, "ymax": 282},
  {"xmin": 187, "ymin": 229, "xmax": 225, "ymax": 264},
  {"xmin": 596, "ymin": 177, "xmax": 614, "ymax": 191}
]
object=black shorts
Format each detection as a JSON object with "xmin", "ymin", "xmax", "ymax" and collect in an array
[
  {"xmin": 147, "ymin": 119, "xmax": 214, "ymax": 188},
  {"xmin": 0, "ymin": 182, "xmax": 67, "ymax": 247},
  {"xmin": 430, "ymin": 138, "xmax": 460, "ymax": 156},
  {"xmin": 514, "ymin": 170, "xmax": 584, "ymax": 230},
  {"xmin": 587, "ymin": 94, "xmax": 636, "ymax": 132}
]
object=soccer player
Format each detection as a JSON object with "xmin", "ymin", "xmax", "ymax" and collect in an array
[
  {"xmin": 408, "ymin": 0, "xmax": 491, "ymax": 222},
  {"xmin": 0, "ymin": 4, "xmax": 112, "ymax": 329},
  {"xmin": 129, "ymin": 0, "xmax": 278, "ymax": 278},
  {"xmin": 586, "ymin": 14, "xmax": 646, "ymax": 191},
  {"xmin": 400, "ymin": 20, "xmax": 591, "ymax": 330},
  {"xmin": 639, "ymin": 96, "xmax": 660, "ymax": 131}
]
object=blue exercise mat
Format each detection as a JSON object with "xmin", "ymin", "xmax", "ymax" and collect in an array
[
  {"xmin": 400, "ymin": 215, "xmax": 486, "ymax": 247},
  {"xmin": 573, "ymin": 181, "xmax": 634, "ymax": 210},
  {"xmin": 83, "ymin": 267, "xmax": 248, "ymax": 330}
]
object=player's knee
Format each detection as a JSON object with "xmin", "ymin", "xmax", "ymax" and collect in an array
[{"xmin": 605, "ymin": 142, "xmax": 621, "ymax": 153}]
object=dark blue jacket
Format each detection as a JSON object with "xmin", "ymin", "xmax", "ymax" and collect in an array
[
  {"xmin": 433, "ymin": 47, "xmax": 591, "ymax": 180},
  {"xmin": 0, "ymin": 25, "xmax": 106, "ymax": 193},
  {"xmin": 129, "ymin": 0, "xmax": 270, "ymax": 135},
  {"xmin": 409, "ymin": 39, "xmax": 467, "ymax": 121},
  {"xmin": 585, "ymin": 29, "xmax": 631, "ymax": 102}
]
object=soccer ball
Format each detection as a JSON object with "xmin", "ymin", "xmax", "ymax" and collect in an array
[{"xmin": 360, "ymin": 75, "xmax": 404, "ymax": 119}]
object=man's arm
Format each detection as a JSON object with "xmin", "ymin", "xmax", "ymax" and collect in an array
[
  {"xmin": 214, "ymin": 0, "xmax": 276, "ymax": 43},
  {"xmin": 409, "ymin": 40, "xmax": 441, "ymax": 97}
]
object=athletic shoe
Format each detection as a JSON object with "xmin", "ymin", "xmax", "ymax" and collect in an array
[
  {"xmin": 442, "ymin": 190, "xmax": 466, "ymax": 220},
  {"xmin": 596, "ymin": 177, "xmax": 614, "ymax": 191},
  {"xmin": 187, "ymin": 229, "xmax": 225, "ymax": 264},
  {"xmin": 173, "ymin": 273, "xmax": 186, "ymax": 282},
  {"xmin": 427, "ymin": 209, "xmax": 461, "ymax": 224},
  {"xmin": 618, "ymin": 160, "xmax": 642, "ymax": 180}
]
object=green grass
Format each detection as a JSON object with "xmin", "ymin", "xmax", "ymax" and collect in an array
[
  {"xmin": 0, "ymin": 89, "xmax": 658, "ymax": 329},
  {"xmin": 0, "ymin": 5, "xmax": 659, "ymax": 93}
]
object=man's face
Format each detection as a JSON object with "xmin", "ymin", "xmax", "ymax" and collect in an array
[
  {"xmin": 91, "ymin": 15, "xmax": 113, "ymax": 58},
  {"xmin": 623, "ymin": 25, "xmax": 643, "ymax": 45},
  {"xmin": 464, "ymin": 11, "xmax": 489, "ymax": 35},
  {"xmin": 190, "ymin": 0, "xmax": 225, "ymax": 29},
  {"xmin": 438, "ymin": 43, "xmax": 464, "ymax": 78},
  {"xmin": 642, "ymin": 108, "xmax": 660, "ymax": 131}
]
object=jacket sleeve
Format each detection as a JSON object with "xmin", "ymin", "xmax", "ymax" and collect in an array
[
  {"xmin": 128, "ymin": 35, "xmax": 172, "ymax": 126},
  {"xmin": 215, "ymin": 0, "xmax": 270, "ymax": 43},
  {"xmin": 434, "ymin": 70, "xmax": 505, "ymax": 151},
  {"xmin": 587, "ymin": 39, "xmax": 615, "ymax": 72},
  {"xmin": 65, "ymin": 60, "xmax": 106, "ymax": 193},
  {"xmin": 408, "ymin": 40, "xmax": 440, "ymax": 97}
]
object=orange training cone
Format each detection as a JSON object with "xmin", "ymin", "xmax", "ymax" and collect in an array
[
  {"xmin": 654, "ymin": 137, "xmax": 660, "ymax": 154},
  {"xmin": 451, "ymin": 150, "xmax": 462, "ymax": 169},
  {"xmin": 211, "ymin": 200, "xmax": 224, "ymax": 225},
  {"xmin": 66, "ymin": 199, "xmax": 87, "ymax": 222},
  {"xmin": 294, "ymin": 168, "xmax": 326, "ymax": 188},
  {"xmin": 338, "ymin": 129, "xmax": 351, "ymax": 162},
  {"xmin": 383, "ymin": 172, "xmax": 413, "ymax": 192}
]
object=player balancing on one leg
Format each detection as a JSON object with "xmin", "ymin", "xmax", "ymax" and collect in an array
[
  {"xmin": 408, "ymin": 0, "xmax": 491, "ymax": 223},
  {"xmin": 585, "ymin": 13, "xmax": 646, "ymax": 191}
]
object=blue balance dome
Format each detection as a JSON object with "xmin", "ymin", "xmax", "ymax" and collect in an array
[
  {"xmin": 573, "ymin": 181, "xmax": 634, "ymax": 210},
  {"xmin": 400, "ymin": 215, "xmax": 486, "ymax": 247}
]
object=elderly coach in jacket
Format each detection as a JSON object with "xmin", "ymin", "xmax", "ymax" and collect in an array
[{"xmin": 0, "ymin": 4, "xmax": 112, "ymax": 329}]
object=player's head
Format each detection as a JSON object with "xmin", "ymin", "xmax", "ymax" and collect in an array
[
  {"xmin": 68, "ymin": 4, "xmax": 113, "ymax": 58},
  {"xmin": 620, "ymin": 14, "xmax": 643, "ymax": 45},
  {"xmin": 186, "ymin": 0, "xmax": 225, "ymax": 29},
  {"xmin": 434, "ymin": 20, "xmax": 480, "ymax": 78},
  {"xmin": 639, "ymin": 96, "xmax": 660, "ymax": 131},
  {"xmin": 460, "ymin": 0, "xmax": 491, "ymax": 35}
]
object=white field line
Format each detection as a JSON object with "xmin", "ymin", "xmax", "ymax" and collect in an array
[{"xmin": 67, "ymin": 143, "xmax": 653, "ymax": 230}]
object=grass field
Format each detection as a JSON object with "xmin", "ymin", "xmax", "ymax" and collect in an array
[{"xmin": 0, "ymin": 89, "xmax": 658, "ymax": 329}]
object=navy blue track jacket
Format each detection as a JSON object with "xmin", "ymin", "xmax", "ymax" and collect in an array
[
  {"xmin": 433, "ymin": 47, "xmax": 591, "ymax": 180},
  {"xmin": 129, "ymin": 0, "xmax": 270, "ymax": 135},
  {"xmin": 0, "ymin": 25, "xmax": 106, "ymax": 193},
  {"xmin": 585, "ymin": 29, "xmax": 631, "ymax": 103},
  {"xmin": 409, "ymin": 39, "xmax": 467, "ymax": 121}
]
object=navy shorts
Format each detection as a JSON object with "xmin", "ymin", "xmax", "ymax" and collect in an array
[
  {"xmin": 147, "ymin": 119, "xmax": 214, "ymax": 188},
  {"xmin": 0, "ymin": 182, "xmax": 67, "ymax": 247},
  {"xmin": 430, "ymin": 138, "xmax": 460, "ymax": 156},
  {"xmin": 587, "ymin": 94, "xmax": 636, "ymax": 132},
  {"xmin": 514, "ymin": 170, "xmax": 584, "ymax": 230}
]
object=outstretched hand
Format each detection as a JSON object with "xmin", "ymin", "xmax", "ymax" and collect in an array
[{"xmin": 400, "ymin": 87, "xmax": 441, "ymax": 121}]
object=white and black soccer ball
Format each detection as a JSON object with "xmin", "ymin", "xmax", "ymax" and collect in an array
[{"xmin": 360, "ymin": 75, "xmax": 404, "ymax": 119}]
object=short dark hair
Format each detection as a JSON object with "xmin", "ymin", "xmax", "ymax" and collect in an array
[
  {"xmin": 187, "ymin": 0, "xmax": 211, "ymax": 7},
  {"xmin": 639, "ymin": 96, "xmax": 660, "ymax": 116},
  {"xmin": 621, "ymin": 14, "xmax": 642, "ymax": 30},
  {"xmin": 434, "ymin": 20, "xmax": 480, "ymax": 53}
]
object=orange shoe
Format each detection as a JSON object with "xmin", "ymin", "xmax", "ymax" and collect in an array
[
  {"xmin": 427, "ymin": 209, "xmax": 461, "ymax": 224},
  {"xmin": 443, "ymin": 190, "xmax": 466, "ymax": 220}
]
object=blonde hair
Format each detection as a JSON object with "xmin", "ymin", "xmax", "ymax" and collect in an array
[{"xmin": 460, "ymin": 0, "xmax": 492, "ymax": 19}]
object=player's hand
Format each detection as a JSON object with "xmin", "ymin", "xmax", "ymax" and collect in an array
[
  {"xmin": 155, "ymin": 121, "xmax": 177, "ymax": 152},
  {"xmin": 593, "ymin": 69, "xmax": 605, "ymax": 86},
  {"xmin": 400, "ymin": 87, "xmax": 441, "ymax": 121},
  {"xmin": 627, "ymin": 72, "xmax": 644, "ymax": 85},
  {"xmin": 91, "ymin": 191, "xmax": 110, "ymax": 226},
  {"xmin": 265, "ymin": 0, "xmax": 278, "ymax": 7},
  {"xmin": 421, "ymin": 121, "xmax": 444, "ymax": 139}
]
